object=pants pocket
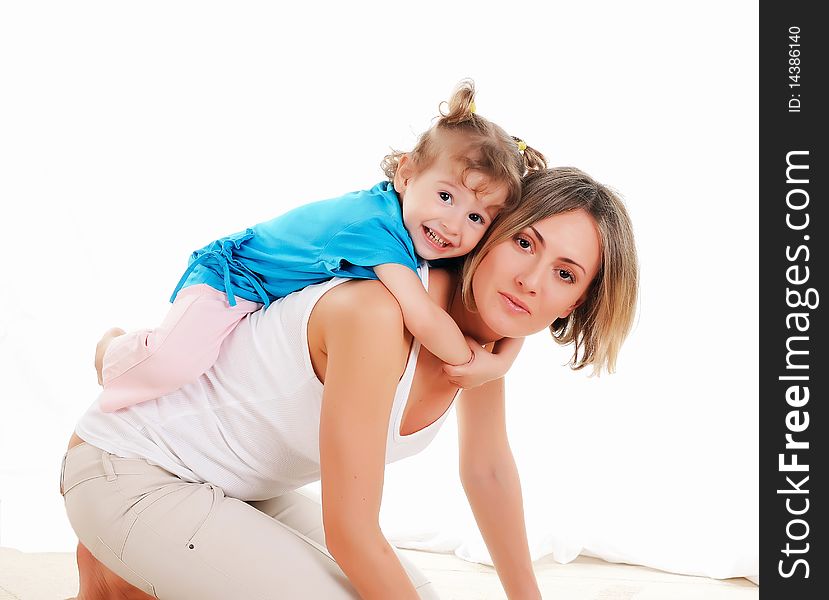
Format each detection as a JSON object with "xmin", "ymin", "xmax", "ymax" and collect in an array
[
  {"xmin": 59, "ymin": 452, "xmax": 67, "ymax": 495},
  {"xmin": 128, "ymin": 481, "xmax": 225, "ymax": 552},
  {"xmin": 60, "ymin": 442, "xmax": 91, "ymax": 496}
]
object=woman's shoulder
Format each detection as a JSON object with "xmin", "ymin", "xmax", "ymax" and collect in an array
[
  {"xmin": 310, "ymin": 280, "xmax": 405, "ymax": 346},
  {"xmin": 309, "ymin": 266, "xmax": 457, "ymax": 339},
  {"xmin": 426, "ymin": 265, "xmax": 456, "ymax": 299},
  {"xmin": 306, "ymin": 279, "xmax": 409, "ymax": 377}
]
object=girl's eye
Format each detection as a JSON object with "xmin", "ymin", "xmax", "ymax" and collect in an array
[
  {"xmin": 438, "ymin": 191, "xmax": 453, "ymax": 204},
  {"xmin": 468, "ymin": 213, "xmax": 484, "ymax": 224},
  {"xmin": 558, "ymin": 268, "xmax": 575, "ymax": 283},
  {"xmin": 515, "ymin": 236, "xmax": 531, "ymax": 250}
]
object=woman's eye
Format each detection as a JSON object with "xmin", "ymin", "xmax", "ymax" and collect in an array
[
  {"xmin": 515, "ymin": 236, "xmax": 531, "ymax": 250},
  {"xmin": 558, "ymin": 268, "xmax": 575, "ymax": 283},
  {"xmin": 438, "ymin": 191, "xmax": 453, "ymax": 204},
  {"xmin": 468, "ymin": 213, "xmax": 484, "ymax": 224}
]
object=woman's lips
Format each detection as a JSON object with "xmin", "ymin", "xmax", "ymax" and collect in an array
[{"xmin": 499, "ymin": 292, "xmax": 530, "ymax": 315}]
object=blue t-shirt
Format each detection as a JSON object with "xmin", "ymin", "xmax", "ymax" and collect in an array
[{"xmin": 170, "ymin": 181, "xmax": 418, "ymax": 307}]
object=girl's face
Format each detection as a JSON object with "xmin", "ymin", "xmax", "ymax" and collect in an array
[
  {"xmin": 396, "ymin": 151, "xmax": 507, "ymax": 261},
  {"xmin": 471, "ymin": 209, "xmax": 603, "ymax": 338}
]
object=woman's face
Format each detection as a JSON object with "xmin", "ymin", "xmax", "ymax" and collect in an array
[{"xmin": 471, "ymin": 209, "xmax": 603, "ymax": 338}]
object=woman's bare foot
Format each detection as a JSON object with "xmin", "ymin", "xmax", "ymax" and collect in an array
[
  {"xmin": 95, "ymin": 328, "xmax": 126, "ymax": 386},
  {"xmin": 75, "ymin": 542, "xmax": 154, "ymax": 600}
]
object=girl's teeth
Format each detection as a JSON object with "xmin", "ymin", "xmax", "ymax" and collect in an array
[{"xmin": 427, "ymin": 228, "xmax": 448, "ymax": 247}]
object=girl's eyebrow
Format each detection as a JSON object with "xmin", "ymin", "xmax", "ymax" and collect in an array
[
  {"xmin": 436, "ymin": 179, "xmax": 463, "ymax": 192},
  {"xmin": 480, "ymin": 196, "xmax": 503, "ymax": 217},
  {"xmin": 438, "ymin": 179, "xmax": 500, "ymax": 216},
  {"xmin": 528, "ymin": 226, "xmax": 587, "ymax": 274}
]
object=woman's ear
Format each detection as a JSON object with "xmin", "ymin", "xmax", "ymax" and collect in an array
[
  {"xmin": 559, "ymin": 296, "xmax": 586, "ymax": 319},
  {"xmin": 393, "ymin": 154, "xmax": 414, "ymax": 194},
  {"xmin": 558, "ymin": 306, "xmax": 575, "ymax": 319}
]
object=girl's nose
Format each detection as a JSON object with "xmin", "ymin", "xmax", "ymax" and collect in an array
[{"xmin": 440, "ymin": 219, "xmax": 461, "ymax": 239}]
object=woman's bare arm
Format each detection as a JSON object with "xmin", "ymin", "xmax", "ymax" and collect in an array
[
  {"xmin": 315, "ymin": 280, "xmax": 422, "ymax": 599},
  {"xmin": 457, "ymin": 375, "xmax": 542, "ymax": 600}
]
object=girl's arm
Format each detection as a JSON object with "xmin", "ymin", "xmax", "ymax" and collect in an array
[
  {"xmin": 316, "ymin": 281, "xmax": 421, "ymax": 599},
  {"xmin": 374, "ymin": 263, "xmax": 473, "ymax": 366},
  {"xmin": 456, "ymin": 376, "xmax": 543, "ymax": 600},
  {"xmin": 444, "ymin": 336, "xmax": 525, "ymax": 389}
]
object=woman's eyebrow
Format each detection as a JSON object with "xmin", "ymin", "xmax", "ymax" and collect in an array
[
  {"xmin": 560, "ymin": 257, "xmax": 587, "ymax": 275},
  {"xmin": 529, "ymin": 226, "xmax": 586, "ymax": 274},
  {"xmin": 529, "ymin": 226, "xmax": 546, "ymax": 247}
]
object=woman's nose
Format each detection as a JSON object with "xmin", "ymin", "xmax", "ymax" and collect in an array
[{"xmin": 515, "ymin": 270, "xmax": 539, "ymax": 295}]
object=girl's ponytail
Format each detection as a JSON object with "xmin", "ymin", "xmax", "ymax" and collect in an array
[
  {"xmin": 439, "ymin": 79, "xmax": 478, "ymax": 126},
  {"xmin": 512, "ymin": 136, "xmax": 547, "ymax": 174}
]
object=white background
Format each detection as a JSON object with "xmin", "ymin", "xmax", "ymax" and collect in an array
[{"xmin": 0, "ymin": 0, "xmax": 758, "ymax": 581}]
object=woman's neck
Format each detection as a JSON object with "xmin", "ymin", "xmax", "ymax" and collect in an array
[{"xmin": 447, "ymin": 281, "xmax": 502, "ymax": 346}]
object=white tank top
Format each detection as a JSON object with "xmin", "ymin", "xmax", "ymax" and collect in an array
[{"xmin": 76, "ymin": 264, "xmax": 453, "ymax": 501}]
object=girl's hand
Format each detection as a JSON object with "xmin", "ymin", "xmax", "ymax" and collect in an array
[
  {"xmin": 443, "ymin": 337, "xmax": 525, "ymax": 389},
  {"xmin": 443, "ymin": 337, "xmax": 507, "ymax": 389}
]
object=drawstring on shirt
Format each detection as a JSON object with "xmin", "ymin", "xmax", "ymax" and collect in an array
[{"xmin": 169, "ymin": 229, "xmax": 271, "ymax": 308}]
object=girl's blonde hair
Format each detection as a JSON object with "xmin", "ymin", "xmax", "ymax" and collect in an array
[
  {"xmin": 461, "ymin": 167, "xmax": 639, "ymax": 375},
  {"xmin": 381, "ymin": 79, "xmax": 546, "ymax": 209}
]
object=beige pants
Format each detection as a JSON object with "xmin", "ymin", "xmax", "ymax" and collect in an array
[{"xmin": 61, "ymin": 442, "xmax": 439, "ymax": 599}]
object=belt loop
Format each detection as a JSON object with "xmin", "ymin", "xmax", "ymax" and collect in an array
[{"xmin": 101, "ymin": 451, "xmax": 117, "ymax": 482}]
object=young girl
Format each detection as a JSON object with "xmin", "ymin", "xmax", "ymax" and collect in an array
[{"xmin": 97, "ymin": 80, "xmax": 546, "ymax": 412}]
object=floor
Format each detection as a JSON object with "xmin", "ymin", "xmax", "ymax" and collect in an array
[
  {"xmin": 0, "ymin": 546, "xmax": 758, "ymax": 600},
  {"xmin": 406, "ymin": 550, "xmax": 758, "ymax": 600}
]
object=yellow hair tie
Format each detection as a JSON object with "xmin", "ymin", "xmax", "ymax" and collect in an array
[
  {"xmin": 517, "ymin": 140, "xmax": 527, "ymax": 152},
  {"xmin": 469, "ymin": 101, "xmax": 476, "ymax": 114}
]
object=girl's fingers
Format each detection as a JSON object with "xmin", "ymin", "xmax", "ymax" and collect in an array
[{"xmin": 443, "ymin": 364, "xmax": 467, "ymax": 377}]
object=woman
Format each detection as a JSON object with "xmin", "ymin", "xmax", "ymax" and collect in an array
[{"xmin": 61, "ymin": 167, "xmax": 638, "ymax": 599}]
